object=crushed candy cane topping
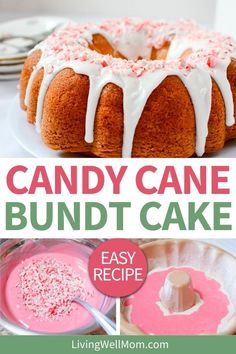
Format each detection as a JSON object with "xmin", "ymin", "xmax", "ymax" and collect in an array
[
  {"xmin": 17, "ymin": 258, "xmax": 94, "ymax": 320},
  {"xmin": 36, "ymin": 18, "xmax": 236, "ymax": 77}
]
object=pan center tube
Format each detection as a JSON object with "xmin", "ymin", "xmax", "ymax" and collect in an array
[{"xmin": 160, "ymin": 270, "xmax": 197, "ymax": 312}]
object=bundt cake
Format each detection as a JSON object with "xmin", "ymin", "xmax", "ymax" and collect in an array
[{"xmin": 19, "ymin": 18, "xmax": 236, "ymax": 157}]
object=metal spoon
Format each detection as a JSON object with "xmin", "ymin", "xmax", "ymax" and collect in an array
[{"xmin": 73, "ymin": 297, "xmax": 116, "ymax": 335}]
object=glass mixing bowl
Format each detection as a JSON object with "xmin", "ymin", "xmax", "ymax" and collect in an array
[{"xmin": 0, "ymin": 239, "xmax": 116, "ymax": 335}]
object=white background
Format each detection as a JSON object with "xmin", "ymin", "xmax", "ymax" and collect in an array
[
  {"xmin": 2, "ymin": 0, "xmax": 235, "ymax": 36},
  {"xmin": 2, "ymin": 0, "xmax": 236, "ymax": 35},
  {"xmin": 0, "ymin": 0, "xmax": 216, "ymax": 26},
  {"xmin": 0, "ymin": 158, "xmax": 235, "ymax": 238}
]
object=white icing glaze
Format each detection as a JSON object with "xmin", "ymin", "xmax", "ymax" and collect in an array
[
  {"xmin": 23, "ymin": 18, "xmax": 236, "ymax": 157},
  {"xmin": 181, "ymin": 66, "xmax": 212, "ymax": 157},
  {"xmin": 211, "ymin": 57, "xmax": 235, "ymax": 127}
]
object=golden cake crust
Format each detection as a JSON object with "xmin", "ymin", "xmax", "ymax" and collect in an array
[{"xmin": 20, "ymin": 50, "xmax": 236, "ymax": 157}]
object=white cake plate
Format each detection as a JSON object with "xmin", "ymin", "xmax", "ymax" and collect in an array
[{"xmin": 8, "ymin": 95, "xmax": 236, "ymax": 158}]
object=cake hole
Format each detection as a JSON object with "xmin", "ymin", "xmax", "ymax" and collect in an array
[
  {"xmin": 150, "ymin": 41, "xmax": 171, "ymax": 60},
  {"xmin": 89, "ymin": 33, "xmax": 193, "ymax": 61},
  {"xmin": 181, "ymin": 48, "xmax": 193, "ymax": 58},
  {"xmin": 89, "ymin": 34, "xmax": 127, "ymax": 59}
]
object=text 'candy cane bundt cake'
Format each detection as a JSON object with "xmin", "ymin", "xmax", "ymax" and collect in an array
[{"xmin": 20, "ymin": 18, "xmax": 236, "ymax": 157}]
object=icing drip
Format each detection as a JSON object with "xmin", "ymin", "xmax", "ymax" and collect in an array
[
  {"xmin": 84, "ymin": 68, "xmax": 122, "ymax": 144},
  {"xmin": 25, "ymin": 67, "xmax": 39, "ymax": 107},
  {"xmin": 181, "ymin": 67, "xmax": 212, "ymax": 157},
  {"xmin": 85, "ymin": 76, "xmax": 106, "ymax": 144},
  {"xmin": 211, "ymin": 57, "xmax": 235, "ymax": 127},
  {"xmin": 122, "ymin": 73, "xmax": 168, "ymax": 157},
  {"xmin": 123, "ymin": 77, "xmax": 151, "ymax": 157},
  {"xmin": 36, "ymin": 73, "xmax": 53, "ymax": 132},
  {"xmin": 24, "ymin": 18, "xmax": 236, "ymax": 157}
]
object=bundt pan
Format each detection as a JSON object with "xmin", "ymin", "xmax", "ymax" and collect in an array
[{"xmin": 121, "ymin": 240, "xmax": 236, "ymax": 335}]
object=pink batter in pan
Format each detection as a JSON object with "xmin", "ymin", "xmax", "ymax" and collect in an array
[
  {"xmin": 125, "ymin": 266, "xmax": 229, "ymax": 335},
  {"xmin": 121, "ymin": 240, "xmax": 236, "ymax": 335}
]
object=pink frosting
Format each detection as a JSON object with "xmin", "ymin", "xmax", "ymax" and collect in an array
[
  {"xmin": 0, "ymin": 243, "xmax": 105, "ymax": 333},
  {"xmin": 37, "ymin": 18, "xmax": 236, "ymax": 77},
  {"xmin": 125, "ymin": 267, "xmax": 230, "ymax": 335}
]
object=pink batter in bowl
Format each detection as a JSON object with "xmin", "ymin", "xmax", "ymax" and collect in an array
[
  {"xmin": 0, "ymin": 239, "xmax": 116, "ymax": 335},
  {"xmin": 121, "ymin": 240, "xmax": 236, "ymax": 335}
]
